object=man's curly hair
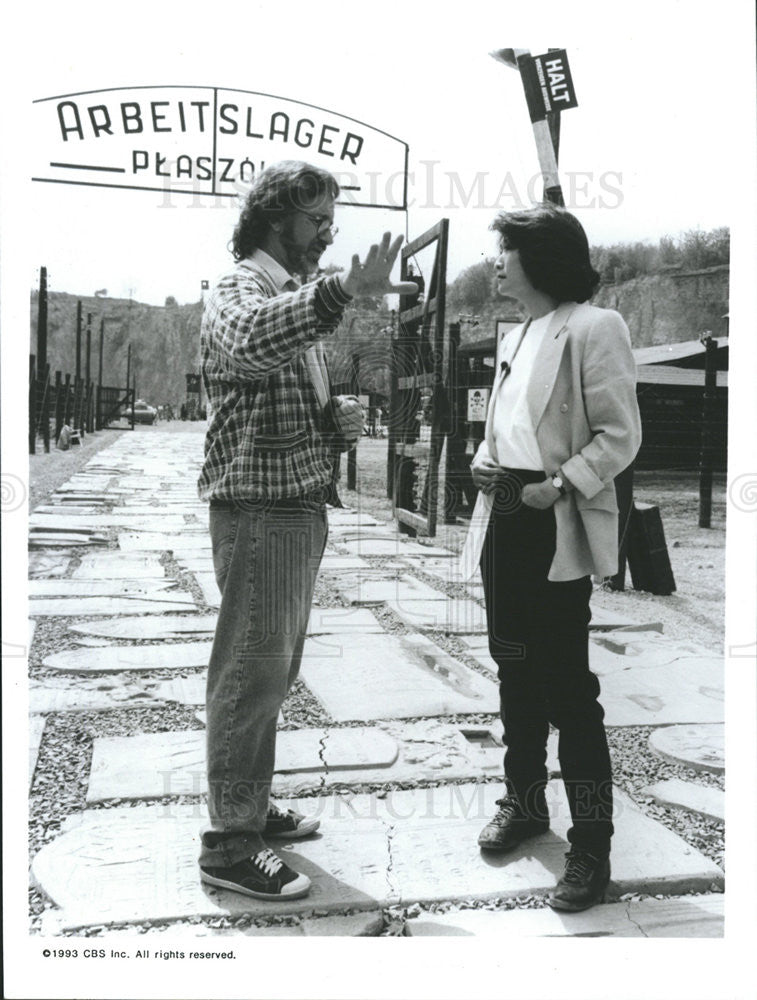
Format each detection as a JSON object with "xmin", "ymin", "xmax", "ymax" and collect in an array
[{"xmin": 231, "ymin": 160, "xmax": 340, "ymax": 261}]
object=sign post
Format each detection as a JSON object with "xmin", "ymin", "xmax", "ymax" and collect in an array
[{"xmin": 490, "ymin": 47, "xmax": 579, "ymax": 205}]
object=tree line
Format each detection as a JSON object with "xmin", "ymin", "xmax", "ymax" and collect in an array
[{"xmin": 447, "ymin": 226, "xmax": 730, "ymax": 316}]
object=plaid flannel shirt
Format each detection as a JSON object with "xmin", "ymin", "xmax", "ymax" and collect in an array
[{"xmin": 197, "ymin": 250, "xmax": 352, "ymax": 502}]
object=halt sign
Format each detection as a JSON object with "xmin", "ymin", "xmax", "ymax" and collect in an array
[{"xmin": 531, "ymin": 50, "xmax": 578, "ymax": 114}]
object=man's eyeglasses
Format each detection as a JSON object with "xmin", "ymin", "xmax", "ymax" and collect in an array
[{"xmin": 300, "ymin": 211, "xmax": 339, "ymax": 238}]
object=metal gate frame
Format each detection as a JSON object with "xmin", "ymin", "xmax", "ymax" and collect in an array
[
  {"xmin": 387, "ymin": 219, "xmax": 450, "ymax": 536},
  {"xmin": 99, "ymin": 386, "xmax": 136, "ymax": 429}
]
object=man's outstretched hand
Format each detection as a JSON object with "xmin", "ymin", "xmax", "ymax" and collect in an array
[{"xmin": 340, "ymin": 233, "xmax": 419, "ymax": 298}]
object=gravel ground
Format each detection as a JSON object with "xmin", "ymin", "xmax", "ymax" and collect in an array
[{"xmin": 27, "ymin": 435, "xmax": 726, "ymax": 936}]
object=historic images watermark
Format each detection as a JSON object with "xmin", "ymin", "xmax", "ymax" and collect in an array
[{"xmin": 153, "ymin": 162, "xmax": 624, "ymax": 214}]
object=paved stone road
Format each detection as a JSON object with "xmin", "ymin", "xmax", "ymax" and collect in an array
[{"xmin": 29, "ymin": 431, "xmax": 724, "ymax": 937}]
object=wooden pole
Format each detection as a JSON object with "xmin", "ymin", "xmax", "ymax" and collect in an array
[
  {"xmin": 36, "ymin": 267, "xmax": 48, "ymax": 380},
  {"xmin": 698, "ymin": 335, "xmax": 717, "ymax": 528},
  {"xmin": 63, "ymin": 373, "xmax": 72, "ymax": 425},
  {"xmin": 37, "ymin": 268, "xmax": 51, "ymax": 452},
  {"xmin": 76, "ymin": 300, "xmax": 82, "ymax": 381},
  {"xmin": 85, "ymin": 315, "xmax": 93, "ymax": 433},
  {"xmin": 97, "ymin": 318, "xmax": 105, "ymax": 430},
  {"xmin": 29, "ymin": 354, "xmax": 37, "ymax": 455},
  {"xmin": 54, "ymin": 371, "xmax": 64, "ymax": 442},
  {"xmin": 347, "ymin": 351, "xmax": 360, "ymax": 491}
]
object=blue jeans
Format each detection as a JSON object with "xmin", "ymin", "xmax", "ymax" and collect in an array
[{"xmin": 198, "ymin": 500, "xmax": 328, "ymax": 867}]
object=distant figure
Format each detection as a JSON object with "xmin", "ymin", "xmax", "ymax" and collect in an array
[{"xmin": 56, "ymin": 424, "xmax": 72, "ymax": 450}]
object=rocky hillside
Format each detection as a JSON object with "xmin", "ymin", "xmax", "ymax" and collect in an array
[
  {"xmin": 592, "ymin": 265, "xmax": 729, "ymax": 347},
  {"xmin": 30, "ymin": 292, "xmax": 203, "ymax": 409}
]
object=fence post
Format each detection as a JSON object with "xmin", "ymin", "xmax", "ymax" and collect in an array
[
  {"xmin": 347, "ymin": 351, "xmax": 359, "ymax": 491},
  {"xmin": 76, "ymin": 301, "xmax": 82, "ymax": 381},
  {"xmin": 54, "ymin": 371, "xmax": 64, "ymax": 442},
  {"xmin": 96, "ymin": 318, "xmax": 104, "ymax": 430},
  {"xmin": 73, "ymin": 376, "xmax": 82, "ymax": 437},
  {"xmin": 41, "ymin": 363, "xmax": 51, "ymax": 453},
  {"xmin": 63, "ymin": 373, "xmax": 72, "ymax": 425},
  {"xmin": 698, "ymin": 335, "xmax": 717, "ymax": 528},
  {"xmin": 29, "ymin": 354, "xmax": 37, "ymax": 455}
]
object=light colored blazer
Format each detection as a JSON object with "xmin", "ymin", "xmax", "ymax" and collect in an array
[{"xmin": 460, "ymin": 301, "xmax": 642, "ymax": 582}]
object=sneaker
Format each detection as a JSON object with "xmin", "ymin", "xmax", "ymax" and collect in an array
[
  {"xmin": 548, "ymin": 848, "xmax": 611, "ymax": 912},
  {"xmin": 200, "ymin": 847, "xmax": 311, "ymax": 901},
  {"xmin": 264, "ymin": 802, "xmax": 320, "ymax": 839},
  {"xmin": 478, "ymin": 795, "xmax": 549, "ymax": 851}
]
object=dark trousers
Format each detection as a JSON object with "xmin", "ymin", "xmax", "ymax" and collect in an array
[{"xmin": 480, "ymin": 471, "xmax": 613, "ymax": 856}]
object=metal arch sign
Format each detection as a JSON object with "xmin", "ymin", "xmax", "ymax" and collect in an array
[{"xmin": 31, "ymin": 85, "xmax": 409, "ymax": 210}]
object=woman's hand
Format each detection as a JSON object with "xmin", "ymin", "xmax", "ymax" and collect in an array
[
  {"xmin": 470, "ymin": 452, "xmax": 504, "ymax": 493},
  {"xmin": 521, "ymin": 480, "xmax": 561, "ymax": 509}
]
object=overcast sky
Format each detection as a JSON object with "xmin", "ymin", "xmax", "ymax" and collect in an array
[{"xmin": 8, "ymin": 0, "xmax": 753, "ymax": 306}]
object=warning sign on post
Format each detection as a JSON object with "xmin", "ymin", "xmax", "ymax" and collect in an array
[
  {"xmin": 467, "ymin": 388, "xmax": 490, "ymax": 422},
  {"xmin": 531, "ymin": 50, "xmax": 578, "ymax": 113}
]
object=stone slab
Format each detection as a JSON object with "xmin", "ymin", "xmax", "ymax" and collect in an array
[
  {"xmin": 589, "ymin": 607, "xmax": 663, "ymax": 632},
  {"xmin": 32, "ymin": 803, "xmax": 388, "ymax": 930},
  {"xmin": 43, "ymin": 642, "xmax": 213, "ymax": 673},
  {"xmin": 72, "ymin": 552, "xmax": 166, "ymax": 579},
  {"xmin": 386, "ymin": 597, "xmax": 487, "ymax": 634},
  {"xmin": 643, "ymin": 779, "xmax": 725, "ymax": 822},
  {"xmin": 457, "ymin": 638, "xmax": 722, "ymax": 726},
  {"xmin": 193, "ymin": 571, "xmax": 220, "ymax": 607},
  {"xmin": 341, "ymin": 537, "xmax": 454, "ymax": 558},
  {"xmin": 30, "ymin": 513, "xmax": 189, "ymax": 531},
  {"xmin": 459, "ymin": 633, "xmax": 714, "ymax": 680},
  {"xmin": 152, "ymin": 674, "xmax": 208, "ymax": 705},
  {"xmin": 29, "ymin": 533, "xmax": 108, "ymax": 548},
  {"xmin": 28, "ymin": 594, "xmax": 197, "ymax": 617},
  {"xmin": 87, "ymin": 728, "xmax": 399, "ymax": 802},
  {"xmin": 600, "ymin": 660, "xmax": 723, "ymax": 726},
  {"xmin": 334, "ymin": 573, "xmax": 443, "ymax": 606},
  {"xmin": 300, "ymin": 632, "xmax": 499, "ymax": 720},
  {"xmin": 29, "ymin": 579, "xmax": 181, "ymax": 598},
  {"xmin": 648, "ymin": 724, "xmax": 725, "ymax": 773},
  {"xmin": 326, "ymin": 510, "xmax": 381, "ymax": 527},
  {"xmin": 589, "ymin": 632, "xmax": 716, "ymax": 673},
  {"xmin": 85, "ymin": 718, "xmax": 522, "ymax": 800},
  {"xmin": 408, "ymin": 894, "xmax": 724, "ymax": 937},
  {"xmin": 28, "ymin": 552, "xmax": 73, "ymax": 578},
  {"xmin": 400, "ymin": 555, "xmax": 466, "ymax": 586},
  {"xmin": 118, "ymin": 532, "xmax": 211, "ymax": 552},
  {"xmin": 307, "ymin": 608, "xmax": 384, "ymax": 635},
  {"xmin": 317, "ymin": 553, "xmax": 371, "ymax": 573},
  {"xmin": 69, "ymin": 614, "xmax": 218, "ymax": 640},
  {"xmin": 29, "ymin": 716, "xmax": 46, "ymax": 788},
  {"xmin": 174, "ymin": 554, "xmax": 214, "ymax": 573},
  {"xmin": 32, "ymin": 782, "xmax": 723, "ymax": 929},
  {"xmin": 29, "ymin": 674, "xmax": 162, "ymax": 713}
]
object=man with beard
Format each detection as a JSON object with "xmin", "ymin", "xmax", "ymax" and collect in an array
[{"xmin": 197, "ymin": 160, "xmax": 415, "ymax": 901}]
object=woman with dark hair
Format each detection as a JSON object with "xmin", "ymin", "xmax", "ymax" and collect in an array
[{"xmin": 461, "ymin": 202, "xmax": 642, "ymax": 911}]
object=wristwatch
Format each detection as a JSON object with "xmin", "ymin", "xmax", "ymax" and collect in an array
[{"xmin": 551, "ymin": 472, "xmax": 567, "ymax": 496}]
